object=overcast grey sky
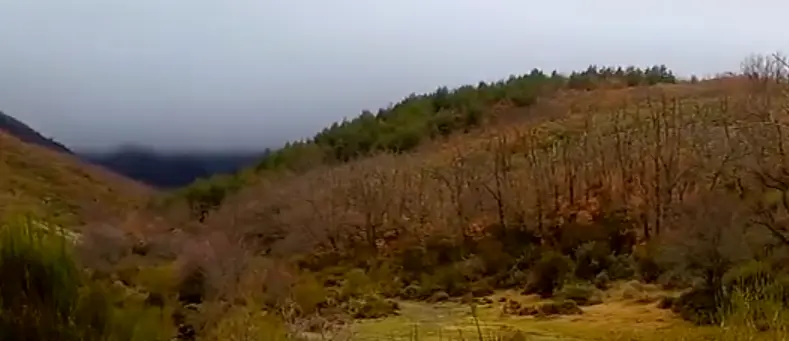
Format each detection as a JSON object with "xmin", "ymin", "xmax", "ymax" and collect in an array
[{"xmin": 0, "ymin": 0, "xmax": 786, "ymax": 151}]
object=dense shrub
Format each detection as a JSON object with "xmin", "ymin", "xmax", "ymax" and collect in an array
[
  {"xmin": 593, "ymin": 271, "xmax": 611, "ymax": 290},
  {"xmin": 671, "ymin": 287, "xmax": 719, "ymax": 325},
  {"xmin": 607, "ymin": 254, "xmax": 637, "ymax": 280},
  {"xmin": 719, "ymin": 261, "xmax": 789, "ymax": 327},
  {"xmin": 557, "ymin": 282, "xmax": 603, "ymax": 306},
  {"xmin": 0, "ymin": 219, "xmax": 173, "ymax": 341},
  {"xmin": 177, "ymin": 265, "xmax": 208, "ymax": 305},
  {"xmin": 722, "ymin": 261, "xmax": 774, "ymax": 300},
  {"xmin": 668, "ymin": 262, "xmax": 789, "ymax": 326},
  {"xmin": 400, "ymin": 284, "xmax": 423, "ymax": 300},
  {"xmin": 431, "ymin": 265, "xmax": 471, "ymax": 297},
  {"xmin": 200, "ymin": 303, "xmax": 290, "ymax": 341},
  {"xmin": 346, "ymin": 294, "xmax": 399, "ymax": 319},
  {"xmin": 498, "ymin": 269, "xmax": 529, "ymax": 289},
  {"xmin": 340, "ymin": 268, "xmax": 374, "ymax": 299},
  {"xmin": 0, "ymin": 220, "xmax": 83, "ymax": 341},
  {"xmin": 474, "ymin": 237, "xmax": 514, "ymax": 276},
  {"xmin": 290, "ymin": 273, "xmax": 327, "ymax": 315},
  {"xmin": 524, "ymin": 251, "xmax": 573, "ymax": 297},
  {"xmin": 634, "ymin": 244, "xmax": 665, "ymax": 283},
  {"xmin": 534, "ymin": 299, "xmax": 584, "ymax": 316},
  {"xmin": 470, "ymin": 279, "xmax": 495, "ymax": 297},
  {"xmin": 573, "ymin": 241, "xmax": 611, "ymax": 281}
]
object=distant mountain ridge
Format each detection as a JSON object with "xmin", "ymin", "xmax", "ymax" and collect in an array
[
  {"xmin": 80, "ymin": 147, "xmax": 265, "ymax": 189},
  {"xmin": 0, "ymin": 110, "xmax": 266, "ymax": 189},
  {"xmin": 0, "ymin": 110, "xmax": 72, "ymax": 154}
]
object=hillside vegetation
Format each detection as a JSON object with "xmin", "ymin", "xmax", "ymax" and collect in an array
[
  {"xmin": 0, "ymin": 131, "xmax": 153, "ymax": 226},
  {"xmin": 184, "ymin": 56, "xmax": 789, "ymax": 339},
  {"xmin": 8, "ymin": 56, "xmax": 789, "ymax": 341},
  {"xmin": 0, "ymin": 110, "xmax": 72, "ymax": 154},
  {"xmin": 174, "ymin": 65, "xmax": 678, "ymax": 222}
]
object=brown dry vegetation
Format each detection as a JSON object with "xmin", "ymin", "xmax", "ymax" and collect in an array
[
  {"xmin": 8, "ymin": 58, "xmax": 789, "ymax": 341},
  {"xmin": 183, "ymin": 60, "xmax": 789, "ymax": 338},
  {"xmin": 211, "ymin": 76, "xmax": 757, "ymax": 258},
  {"xmin": 0, "ymin": 131, "xmax": 154, "ymax": 226}
]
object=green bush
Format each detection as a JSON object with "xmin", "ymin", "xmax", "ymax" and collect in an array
[
  {"xmin": 657, "ymin": 270, "xmax": 694, "ymax": 290},
  {"xmin": 634, "ymin": 244, "xmax": 664, "ymax": 283},
  {"xmin": 474, "ymin": 237, "xmax": 513, "ymax": 276},
  {"xmin": 524, "ymin": 251, "xmax": 573, "ymax": 298},
  {"xmin": 557, "ymin": 282, "xmax": 603, "ymax": 306},
  {"xmin": 200, "ymin": 303, "xmax": 290, "ymax": 341},
  {"xmin": 470, "ymin": 279, "xmax": 495, "ymax": 297},
  {"xmin": 340, "ymin": 268, "xmax": 374, "ymax": 299},
  {"xmin": 368, "ymin": 263, "xmax": 401, "ymax": 298},
  {"xmin": 290, "ymin": 273, "xmax": 327, "ymax": 315},
  {"xmin": 536, "ymin": 299, "xmax": 583, "ymax": 316},
  {"xmin": 671, "ymin": 286, "xmax": 719, "ymax": 325},
  {"xmin": 346, "ymin": 294, "xmax": 399, "ymax": 319},
  {"xmin": 722, "ymin": 261, "xmax": 774, "ymax": 300},
  {"xmin": 607, "ymin": 254, "xmax": 636, "ymax": 280},
  {"xmin": 497, "ymin": 268, "xmax": 530, "ymax": 289},
  {"xmin": 400, "ymin": 283, "xmax": 423, "ymax": 300},
  {"xmin": 593, "ymin": 271, "xmax": 611, "ymax": 290},
  {"xmin": 0, "ymin": 220, "xmax": 83, "ymax": 341},
  {"xmin": 0, "ymin": 218, "xmax": 173, "ymax": 341},
  {"xmin": 425, "ymin": 265, "xmax": 471, "ymax": 297},
  {"xmin": 573, "ymin": 241, "xmax": 611, "ymax": 281},
  {"xmin": 719, "ymin": 261, "xmax": 789, "ymax": 329}
]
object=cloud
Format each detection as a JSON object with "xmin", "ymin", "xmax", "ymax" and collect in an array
[{"xmin": 0, "ymin": 0, "xmax": 785, "ymax": 151}]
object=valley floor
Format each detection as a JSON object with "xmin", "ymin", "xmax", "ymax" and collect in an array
[{"xmin": 350, "ymin": 287, "xmax": 710, "ymax": 341}]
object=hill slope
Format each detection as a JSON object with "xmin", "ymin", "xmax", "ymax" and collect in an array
[
  {"xmin": 169, "ymin": 65, "xmax": 681, "ymax": 222},
  {"xmin": 0, "ymin": 110, "xmax": 71, "ymax": 154},
  {"xmin": 167, "ymin": 72, "xmax": 789, "ymax": 338},
  {"xmin": 208, "ymin": 77, "xmax": 747, "ymax": 237},
  {"xmin": 0, "ymin": 131, "xmax": 153, "ymax": 227}
]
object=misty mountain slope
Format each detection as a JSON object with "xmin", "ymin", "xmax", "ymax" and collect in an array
[
  {"xmin": 0, "ymin": 110, "xmax": 72, "ymax": 154},
  {"xmin": 0, "ymin": 131, "xmax": 154, "ymax": 227},
  {"xmin": 81, "ymin": 146, "xmax": 266, "ymax": 188},
  {"xmin": 205, "ymin": 76, "xmax": 747, "ymax": 230},
  {"xmin": 167, "ymin": 65, "xmax": 682, "ymax": 221},
  {"xmin": 164, "ymin": 74, "xmax": 789, "ymax": 338}
]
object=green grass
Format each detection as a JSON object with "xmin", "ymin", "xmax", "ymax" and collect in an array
[
  {"xmin": 0, "ymin": 216, "xmax": 82, "ymax": 340},
  {"xmin": 350, "ymin": 282, "xmax": 789, "ymax": 341},
  {"xmin": 0, "ymin": 217, "xmax": 174, "ymax": 341}
]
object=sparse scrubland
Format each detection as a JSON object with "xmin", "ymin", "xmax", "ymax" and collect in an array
[{"xmin": 8, "ymin": 55, "xmax": 789, "ymax": 341}]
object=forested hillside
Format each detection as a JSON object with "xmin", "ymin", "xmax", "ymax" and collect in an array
[
  {"xmin": 11, "ymin": 57, "xmax": 789, "ymax": 341},
  {"xmin": 256, "ymin": 65, "xmax": 677, "ymax": 172},
  {"xmin": 175, "ymin": 65, "xmax": 679, "ymax": 221}
]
